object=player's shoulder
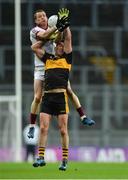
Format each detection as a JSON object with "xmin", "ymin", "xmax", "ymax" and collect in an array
[{"xmin": 30, "ymin": 26, "xmax": 46, "ymax": 33}]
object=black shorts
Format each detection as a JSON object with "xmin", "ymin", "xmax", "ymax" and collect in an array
[{"xmin": 40, "ymin": 92, "xmax": 69, "ymax": 115}]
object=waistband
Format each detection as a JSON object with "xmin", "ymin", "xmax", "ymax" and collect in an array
[
  {"xmin": 35, "ymin": 65, "xmax": 44, "ymax": 67},
  {"xmin": 35, "ymin": 66, "xmax": 45, "ymax": 71},
  {"xmin": 44, "ymin": 88, "xmax": 66, "ymax": 93}
]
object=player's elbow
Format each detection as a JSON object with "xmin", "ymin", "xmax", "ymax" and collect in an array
[
  {"xmin": 31, "ymin": 44, "xmax": 37, "ymax": 52},
  {"xmin": 31, "ymin": 42, "xmax": 41, "ymax": 53}
]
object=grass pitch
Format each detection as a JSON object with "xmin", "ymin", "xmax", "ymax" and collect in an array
[{"xmin": 0, "ymin": 162, "xmax": 128, "ymax": 179}]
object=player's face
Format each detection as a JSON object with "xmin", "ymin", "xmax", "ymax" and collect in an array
[
  {"xmin": 35, "ymin": 11, "xmax": 48, "ymax": 29},
  {"xmin": 55, "ymin": 42, "xmax": 64, "ymax": 56}
]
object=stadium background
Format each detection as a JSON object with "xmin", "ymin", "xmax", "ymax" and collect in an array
[{"xmin": 0, "ymin": 0, "xmax": 128, "ymax": 163}]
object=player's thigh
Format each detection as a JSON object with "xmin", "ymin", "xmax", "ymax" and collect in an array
[
  {"xmin": 67, "ymin": 80, "xmax": 73, "ymax": 95},
  {"xmin": 34, "ymin": 79, "xmax": 44, "ymax": 98},
  {"xmin": 40, "ymin": 112, "xmax": 52, "ymax": 129}
]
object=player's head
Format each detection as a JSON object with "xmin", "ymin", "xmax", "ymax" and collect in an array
[
  {"xmin": 55, "ymin": 41, "xmax": 64, "ymax": 56},
  {"xmin": 34, "ymin": 9, "xmax": 48, "ymax": 29}
]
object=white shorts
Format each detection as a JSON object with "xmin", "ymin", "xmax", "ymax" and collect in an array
[{"xmin": 34, "ymin": 66, "xmax": 45, "ymax": 81}]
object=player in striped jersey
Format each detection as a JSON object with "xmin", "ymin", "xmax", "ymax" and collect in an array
[{"xmin": 33, "ymin": 26, "xmax": 72, "ymax": 170}]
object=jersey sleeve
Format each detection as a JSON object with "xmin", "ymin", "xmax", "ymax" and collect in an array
[
  {"xmin": 64, "ymin": 52, "xmax": 72, "ymax": 64},
  {"xmin": 41, "ymin": 52, "xmax": 50, "ymax": 64},
  {"xmin": 30, "ymin": 26, "xmax": 45, "ymax": 43}
]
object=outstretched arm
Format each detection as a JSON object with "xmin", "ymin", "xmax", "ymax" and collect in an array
[
  {"xmin": 37, "ymin": 26, "xmax": 57, "ymax": 40},
  {"xmin": 63, "ymin": 27, "xmax": 72, "ymax": 54},
  {"xmin": 36, "ymin": 16, "xmax": 69, "ymax": 40}
]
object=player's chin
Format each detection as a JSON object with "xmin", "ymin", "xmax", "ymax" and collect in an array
[{"xmin": 58, "ymin": 51, "xmax": 64, "ymax": 56}]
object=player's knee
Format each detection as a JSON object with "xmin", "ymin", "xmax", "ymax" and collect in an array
[
  {"xmin": 67, "ymin": 87, "xmax": 74, "ymax": 97},
  {"xmin": 59, "ymin": 127, "xmax": 68, "ymax": 136},
  {"xmin": 40, "ymin": 126, "xmax": 48, "ymax": 135}
]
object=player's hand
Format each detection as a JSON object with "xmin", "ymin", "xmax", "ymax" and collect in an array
[
  {"xmin": 59, "ymin": 21, "xmax": 70, "ymax": 32},
  {"xmin": 58, "ymin": 8, "xmax": 69, "ymax": 19},
  {"xmin": 56, "ymin": 16, "xmax": 70, "ymax": 32}
]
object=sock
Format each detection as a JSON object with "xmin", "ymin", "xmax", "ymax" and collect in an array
[
  {"xmin": 76, "ymin": 107, "xmax": 86, "ymax": 120},
  {"xmin": 30, "ymin": 113, "xmax": 37, "ymax": 125},
  {"xmin": 38, "ymin": 147, "xmax": 45, "ymax": 159},
  {"xmin": 62, "ymin": 148, "xmax": 68, "ymax": 160}
]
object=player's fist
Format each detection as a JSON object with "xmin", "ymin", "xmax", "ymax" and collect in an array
[{"xmin": 56, "ymin": 16, "xmax": 69, "ymax": 32}]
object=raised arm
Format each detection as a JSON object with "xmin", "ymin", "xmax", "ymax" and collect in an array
[{"xmin": 64, "ymin": 27, "xmax": 72, "ymax": 54}]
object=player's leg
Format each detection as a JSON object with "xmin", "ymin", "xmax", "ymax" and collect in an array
[
  {"xmin": 33, "ymin": 112, "xmax": 51, "ymax": 167},
  {"xmin": 55, "ymin": 92, "xmax": 69, "ymax": 170},
  {"xmin": 67, "ymin": 81, "xmax": 95, "ymax": 126},
  {"xmin": 25, "ymin": 145, "xmax": 29, "ymax": 161},
  {"xmin": 58, "ymin": 114, "xmax": 69, "ymax": 171},
  {"xmin": 28, "ymin": 77, "xmax": 44, "ymax": 138},
  {"xmin": 31, "ymin": 145, "xmax": 36, "ymax": 161}
]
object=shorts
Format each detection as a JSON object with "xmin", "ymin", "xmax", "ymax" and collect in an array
[
  {"xmin": 34, "ymin": 66, "xmax": 45, "ymax": 81},
  {"xmin": 40, "ymin": 92, "xmax": 69, "ymax": 115}
]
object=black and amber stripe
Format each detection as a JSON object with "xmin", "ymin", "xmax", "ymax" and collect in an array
[
  {"xmin": 64, "ymin": 91, "xmax": 69, "ymax": 113},
  {"xmin": 45, "ymin": 58, "xmax": 71, "ymax": 71},
  {"xmin": 42, "ymin": 52, "xmax": 72, "ymax": 91},
  {"xmin": 38, "ymin": 146, "xmax": 45, "ymax": 158},
  {"xmin": 62, "ymin": 148, "xmax": 69, "ymax": 160}
]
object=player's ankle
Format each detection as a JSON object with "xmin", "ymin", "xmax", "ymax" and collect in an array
[{"xmin": 80, "ymin": 115, "xmax": 86, "ymax": 121}]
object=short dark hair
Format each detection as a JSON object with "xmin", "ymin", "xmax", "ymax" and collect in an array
[
  {"xmin": 56, "ymin": 41, "xmax": 64, "ymax": 46},
  {"xmin": 34, "ymin": 9, "xmax": 45, "ymax": 20}
]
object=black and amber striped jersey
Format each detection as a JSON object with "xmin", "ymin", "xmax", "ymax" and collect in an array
[{"xmin": 42, "ymin": 52, "xmax": 72, "ymax": 91}]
